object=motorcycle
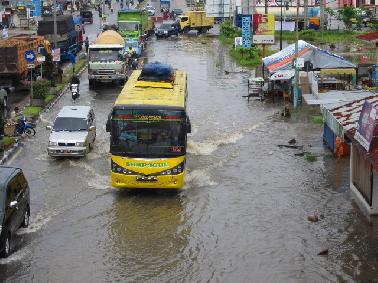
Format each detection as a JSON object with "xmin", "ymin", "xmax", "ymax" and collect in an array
[
  {"xmin": 71, "ymin": 83, "xmax": 80, "ymax": 101},
  {"xmin": 15, "ymin": 116, "xmax": 36, "ymax": 136},
  {"xmin": 127, "ymin": 55, "xmax": 138, "ymax": 70}
]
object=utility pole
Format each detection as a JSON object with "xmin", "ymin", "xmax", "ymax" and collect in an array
[
  {"xmin": 303, "ymin": 0, "xmax": 308, "ymax": 30},
  {"xmin": 53, "ymin": 0, "xmax": 57, "ymax": 48},
  {"xmin": 280, "ymin": 1, "xmax": 283, "ymax": 50},
  {"xmin": 320, "ymin": 0, "xmax": 324, "ymax": 33},
  {"xmin": 293, "ymin": 0, "xmax": 300, "ymax": 108}
]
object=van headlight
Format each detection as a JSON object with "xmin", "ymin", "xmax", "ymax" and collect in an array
[
  {"xmin": 76, "ymin": 142, "xmax": 85, "ymax": 147},
  {"xmin": 49, "ymin": 141, "xmax": 57, "ymax": 146}
]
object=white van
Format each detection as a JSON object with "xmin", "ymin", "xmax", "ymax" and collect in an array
[{"xmin": 46, "ymin": 106, "xmax": 96, "ymax": 157}]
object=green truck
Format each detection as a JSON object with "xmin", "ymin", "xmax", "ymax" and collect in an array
[{"xmin": 117, "ymin": 9, "xmax": 154, "ymax": 40}]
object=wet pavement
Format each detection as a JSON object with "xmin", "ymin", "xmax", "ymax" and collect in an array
[{"xmin": 1, "ymin": 5, "xmax": 378, "ymax": 283}]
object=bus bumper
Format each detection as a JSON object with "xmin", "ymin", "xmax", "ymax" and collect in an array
[{"xmin": 111, "ymin": 172, "xmax": 185, "ymax": 189}]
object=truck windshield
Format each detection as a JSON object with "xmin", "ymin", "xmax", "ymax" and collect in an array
[
  {"xmin": 126, "ymin": 42, "xmax": 139, "ymax": 48},
  {"xmin": 111, "ymin": 109, "xmax": 186, "ymax": 157},
  {"xmin": 89, "ymin": 49, "xmax": 123, "ymax": 62},
  {"xmin": 53, "ymin": 117, "xmax": 88, "ymax": 131},
  {"xmin": 118, "ymin": 21, "xmax": 140, "ymax": 31}
]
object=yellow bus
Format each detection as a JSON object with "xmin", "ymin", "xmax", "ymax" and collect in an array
[{"xmin": 106, "ymin": 63, "xmax": 191, "ymax": 189}]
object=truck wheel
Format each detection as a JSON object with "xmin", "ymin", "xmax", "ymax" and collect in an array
[
  {"xmin": 201, "ymin": 27, "xmax": 207, "ymax": 33},
  {"xmin": 0, "ymin": 233, "xmax": 11, "ymax": 258},
  {"xmin": 88, "ymin": 80, "xmax": 95, "ymax": 89},
  {"xmin": 183, "ymin": 27, "xmax": 190, "ymax": 33}
]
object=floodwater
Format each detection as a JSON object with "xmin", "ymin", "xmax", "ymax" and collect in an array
[{"xmin": 1, "ymin": 18, "xmax": 378, "ymax": 283}]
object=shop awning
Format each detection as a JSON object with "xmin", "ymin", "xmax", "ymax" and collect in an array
[
  {"xmin": 270, "ymin": 70, "xmax": 295, "ymax": 80},
  {"xmin": 320, "ymin": 68, "xmax": 356, "ymax": 75}
]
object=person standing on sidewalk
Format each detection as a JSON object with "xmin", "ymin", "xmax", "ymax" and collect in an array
[{"xmin": 84, "ymin": 37, "xmax": 89, "ymax": 54}]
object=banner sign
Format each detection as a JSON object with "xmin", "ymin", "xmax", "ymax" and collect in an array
[
  {"xmin": 355, "ymin": 101, "xmax": 378, "ymax": 152},
  {"xmin": 33, "ymin": 0, "xmax": 41, "ymax": 17},
  {"xmin": 52, "ymin": 48, "xmax": 60, "ymax": 62},
  {"xmin": 234, "ymin": 37, "xmax": 242, "ymax": 48},
  {"xmin": 241, "ymin": 16, "xmax": 251, "ymax": 49},
  {"xmin": 252, "ymin": 14, "xmax": 275, "ymax": 44}
]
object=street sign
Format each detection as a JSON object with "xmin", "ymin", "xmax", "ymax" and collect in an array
[
  {"xmin": 241, "ymin": 16, "xmax": 251, "ymax": 49},
  {"xmin": 52, "ymin": 48, "xmax": 61, "ymax": 62},
  {"xmin": 27, "ymin": 63, "xmax": 35, "ymax": 68},
  {"xmin": 294, "ymin": 58, "xmax": 304, "ymax": 68},
  {"xmin": 36, "ymin": 55, "xmax": 45, "ymax": 62},
  {"xmin": 24, "ymin": 50, "xmax": 36, "ymax": 62}
]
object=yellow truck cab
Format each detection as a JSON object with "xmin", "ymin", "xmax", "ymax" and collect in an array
[{"xmin": 178, "ymin": 11, "xmax": 214, "ymax": 34}]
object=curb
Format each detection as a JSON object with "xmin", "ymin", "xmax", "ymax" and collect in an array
[{"xmin": 0, "ymin": 64, "xmax": 88, "ymax": 165}]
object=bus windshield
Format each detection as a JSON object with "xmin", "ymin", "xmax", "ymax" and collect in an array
[{"xmin": 111, "ymin": 109, "xmax": 186, "ymax": 157}]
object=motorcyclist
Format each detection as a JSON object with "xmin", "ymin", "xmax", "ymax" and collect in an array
[
  {"xmin": 70, "ymin": 75, "xmax": 80, "ymax": 100},
  {"xmin": 126, "ymin": 47, "xmax": 138, "ymax": 69}
]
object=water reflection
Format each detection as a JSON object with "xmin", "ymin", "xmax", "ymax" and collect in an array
[{"xmin": 107, "ymin": 191, "xmax": 191, "ymax": 282}]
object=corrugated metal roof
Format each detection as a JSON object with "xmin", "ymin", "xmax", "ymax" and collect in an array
[{"xmin": 323, "ymin": 94, "xmax": 378, "ymax": 140}]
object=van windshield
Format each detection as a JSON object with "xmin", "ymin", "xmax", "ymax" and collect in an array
[{"xmin": 53, "ymin": 117, "xmax": 87, "ymax": 131}]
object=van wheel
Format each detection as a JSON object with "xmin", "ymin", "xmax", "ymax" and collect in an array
[
  {"xmin": 1, "ymin": 233, "xmax": 11, "ymax": 258},
  {"xmin": 21, "ymin": 206, "xmax": 30, "ymax": 228}
]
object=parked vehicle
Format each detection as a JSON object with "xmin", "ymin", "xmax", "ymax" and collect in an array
[
  {"xmin": 117, "ymin": 9, "xmax": 154, "ymax": 40},
  {"xmin": 0, "ymin": 166, "xmax": 30, "ymax": 258},
  {"xmin": 146, "ymin": 6, "xmax": 156, "ymax": 16},
  {"xmin": 15, "ymin": 116, "xmax": 36, "ymax": 136},
  {"xmin": 80, "ymin": 8, "xmax": 94, "ymax": 23},
  {"xmin": 155, "ymin": 21, "xmax": 179, "ymax": 38},
  {"xmin": 46, "ymin": 106, "xmax": 96, "ymax": 157},
  {"xmin": 37, "ymin": 15, "xmax": 81, "ymax": 61},
  {"xmin": 178, "ymin": 11, "xmax": 214, "ymax": 33},
  {"xmin": 172, "ymin": 8, "xmax": 183, "ymax": 17},
  {"xmin": 0, "ymin": 35, "xmax": 50, "ymax": 91},
  {"xmin": 88, "ymin": 30, "xmax": 128, "ymax": 87}
]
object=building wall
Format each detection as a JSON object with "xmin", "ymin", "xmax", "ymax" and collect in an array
[{"xmin": 350, "ymin": 144, "xmax": 378, "ymax": 216}]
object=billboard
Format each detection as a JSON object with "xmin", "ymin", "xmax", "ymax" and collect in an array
[
  {"xmin": 354, "ymin": 101, "xmax": 378, "ymax": 152},
  {"xmin": 252, "ymin": 14, "xmax": 275, "ymax": 44}
]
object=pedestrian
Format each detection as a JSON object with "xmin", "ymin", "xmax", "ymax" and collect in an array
[{"xmin": 84, "ymin": 37, "xmax": 89, "ymax": 54}]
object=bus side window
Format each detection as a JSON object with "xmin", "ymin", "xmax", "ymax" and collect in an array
[
  {"xmin": 106, "ymin": 113, "xmax": 111, "ymax": 132},
  {"xmin": 186, "ymin": 117, "xmax": 191, "ymax": 134}
]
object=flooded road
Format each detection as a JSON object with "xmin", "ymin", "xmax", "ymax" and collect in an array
[{"xmin": 1, "ymin": 18, "xmax": 378, "ymax": 283}]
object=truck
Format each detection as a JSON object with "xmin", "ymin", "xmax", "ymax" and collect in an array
[
  {"xmin": 117, "ymin": 9, "xmax": 154, "ymax": 40},
  {"xmin": 178, "ymin": 11, "xmax": 214, "ymax": 33},
  {"xmin": 37, "ymin": 15, "xmax": 81, "ymax": 61},
  {"xmin": 0, "ymin": 35, "xmax": 50, "ymax": 92},
  {"xmin": 88, "ymin": 30, "xmax": 128, "ymax": 88}
]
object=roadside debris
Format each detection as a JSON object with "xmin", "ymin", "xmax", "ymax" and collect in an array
[
  {"xmin": 318, "ymin": 249, "xmax": 329, "ymax": 256},
  {"xmin": 307, "ymin": 214, "xmax": 319, "ymax": 222}
]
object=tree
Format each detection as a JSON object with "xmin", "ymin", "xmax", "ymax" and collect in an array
[{"xmin": 337, "ymin": 6, "xmax": 361, "ymax": 30}]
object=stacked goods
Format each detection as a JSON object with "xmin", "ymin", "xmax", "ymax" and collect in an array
[
  {"xmin": 95, "ymin": 30, "xmax": 125, "ymax": 46},
  {"xmin": 138, "ymin": 62, "xmax": 174, "ymax": 82},
  {"xmin": 0, "ymin": 35, "xmax": 44, "ymax": 76}
]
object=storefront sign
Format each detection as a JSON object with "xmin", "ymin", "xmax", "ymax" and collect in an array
[
  {"xmin": 52, "ymin": 48, "xmax": 60, "ymax": 62},
  {"xmin": 241, "ymin": 16, "xmax": 251, "ymax": 49},
  {"xmin": 355, "ymin": 101, "xmax": 378, "ymax": 151},
  {"xmin": 252, "ymin": 14, "xmax": 275, "ymax": 44}
]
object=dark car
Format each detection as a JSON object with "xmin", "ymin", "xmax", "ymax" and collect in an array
[
  {"xmin": 0, "ymin": 166, "xmax": 30, "ymax": 258},
  {"xmin": 172, "ymin": 8, "xmax": 183, "ymax": 17},
  {"xmin": 155, "ymin": 21, "xmax": 179, "ymax": 39},
  {"xmin": 80, "ymin": 10, "xmax": 93, "ymax": 24}
]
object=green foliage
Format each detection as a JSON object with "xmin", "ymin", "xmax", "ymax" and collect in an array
[
  {"xmin": 311, "ymin": 115, "xmax": 323, "ymax": 125},
  {"xmin": 338, "ymin": 6, "xmax": 361, "ymax": 30},
  {"xmin": 305, "ymin": 153, "xmax": 318, "ymax": 162},
  {"xmin": 43, "ymin": 53, "xmax": 56, "ymax": 81},
  {"xmin": 220, "ymin": 20, "xmax": 240, "ymax": 38},
  {"xmin": 276, "ymin": 30, "xmax": 361, "ymax": 43},
  {"xmin": 44, "ymin": 94, "xmax": 56, "ymax": 105},
  {"xmin": 24, "ymin": 106, "xmax": 42, "ymax": 120},
  {"xmin": 3, "ymin": 136, "xmax": 15, "ymax": 147},
  {"xmin": 32, "ymin": 79, "xmax": 50, "ymax": 99},
  {"xmin": 230, "ymin": 46, "xmax": 261, "ymax": 67}
]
